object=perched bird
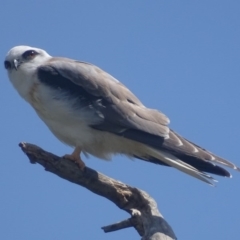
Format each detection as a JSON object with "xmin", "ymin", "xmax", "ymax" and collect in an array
[{"xmin": 4, "ymin": 45, "xmax": 239, "ymax": 185}]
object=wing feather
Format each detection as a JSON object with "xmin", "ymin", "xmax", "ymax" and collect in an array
[{"xmin": 39, "ymin": 58, "xmax": 170, "ymax": 138}]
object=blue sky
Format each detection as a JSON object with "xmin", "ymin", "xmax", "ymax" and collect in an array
[{"xmin": 1, "ymin": 1, "xmax": 240, "ymax": 240}]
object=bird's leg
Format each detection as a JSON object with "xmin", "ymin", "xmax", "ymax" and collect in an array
[{"xmin": 63, "ymin": 146, "xmax": 85, "ymax": 170}]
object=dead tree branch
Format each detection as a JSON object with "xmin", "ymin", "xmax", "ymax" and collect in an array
[{"xmin": 19, "ymin": 142, "xmax": 177, "ymax": 240}]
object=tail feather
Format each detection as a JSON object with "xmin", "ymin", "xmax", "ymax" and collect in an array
[
  {"xmin": 145, "ymin": 147, "xmax": 218, "ymax": 185},
  {"xmin": 171, "ymin": 131, "xmax": 240, "ymax": 171}
]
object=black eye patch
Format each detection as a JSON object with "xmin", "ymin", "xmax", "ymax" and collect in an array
[
  {"xmin": 4, "ymin": 60, "xmax": 11, "ymax": 69},
  {"xmin": 22, "ymin": 50, "xmax": 38, "ymax": 60}
]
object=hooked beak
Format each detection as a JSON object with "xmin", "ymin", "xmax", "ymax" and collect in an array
[{"xmin": 13, "ymin": 59, "xmax": 20, "ymax": 70}]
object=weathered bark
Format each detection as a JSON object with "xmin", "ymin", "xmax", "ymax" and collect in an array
[{"xmin": 19, "ymin": 142, "xmax": 177, "ymax": 240}]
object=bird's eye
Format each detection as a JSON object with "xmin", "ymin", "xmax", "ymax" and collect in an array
[
  {"xmin": 22, "ymin": 50, "xmax": 38, "ymax": 60},
  {"xmin": 4, "ymin": 60, "xmax": 11, "ymax": 69}
]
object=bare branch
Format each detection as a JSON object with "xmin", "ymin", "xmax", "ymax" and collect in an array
[
  {"xmin": 102, "ymin": 218, "xmax": 135, "ymax": 233},
  {"xmin": 19, "ymin": 142, "xmax": 177, "ymax": 240}
]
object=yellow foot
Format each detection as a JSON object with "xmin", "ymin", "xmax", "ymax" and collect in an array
[{"xmin": 63, "ymin": 147, "xmax": 85, "ymax": 170}]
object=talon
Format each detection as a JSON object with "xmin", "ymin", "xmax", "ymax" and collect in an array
[{"xmin": 63, "ymin": 147, "xmax": 85, "ymax": 170}]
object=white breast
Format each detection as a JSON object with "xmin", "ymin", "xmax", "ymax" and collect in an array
[{"xmin": 29, "ymin": 84, "xmax": 98, "ymax": 145}]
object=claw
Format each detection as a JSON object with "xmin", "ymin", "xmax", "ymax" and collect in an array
[{"xmin": 63, "ymin": 147, "xmax": 85, "ymax": 170}]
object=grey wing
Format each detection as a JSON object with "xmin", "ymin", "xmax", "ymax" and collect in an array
[{"xmin": 39, "ymin": 57, "xmax": 170, "ymax": 142}]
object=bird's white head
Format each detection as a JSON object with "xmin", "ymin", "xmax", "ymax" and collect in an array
[{"xmin": 4, "ymin": 45, "xmax": 51, "ymax": 100}]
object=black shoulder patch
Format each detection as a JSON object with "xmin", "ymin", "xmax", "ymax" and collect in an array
[{"xmin": 37, "ymin": 65, "xmax": 100, "ymax": 106}]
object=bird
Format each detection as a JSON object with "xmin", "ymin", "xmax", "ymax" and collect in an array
[{"xmin": 4, "ymin": 45, "xmax": 239, "ymax": 185}]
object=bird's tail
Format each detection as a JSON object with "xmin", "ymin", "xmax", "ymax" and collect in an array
[{"xmin": 143, "ymin": 147, "xmax": 218, "ymax": 185}]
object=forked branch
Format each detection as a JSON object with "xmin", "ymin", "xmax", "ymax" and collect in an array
[{"xmin": 19, "ymin": 142, "xmax": 177, "ymax": 240}]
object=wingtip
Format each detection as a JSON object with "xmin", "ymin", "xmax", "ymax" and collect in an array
[{"xmin": 234, "ymin": 165, "xmax": 240, "ymax": 172}]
